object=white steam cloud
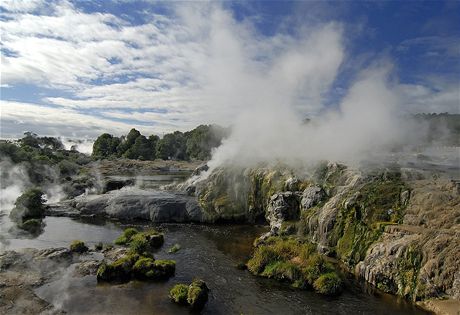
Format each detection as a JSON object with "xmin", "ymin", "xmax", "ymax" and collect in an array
[{"xmin": 176, "ymin": 5, "xmax": 413, "ymax": 175}]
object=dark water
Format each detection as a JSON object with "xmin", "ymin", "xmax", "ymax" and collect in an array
[{"xmin": 0, "ymin": 217, "xmax": 428, "ymax": 315}]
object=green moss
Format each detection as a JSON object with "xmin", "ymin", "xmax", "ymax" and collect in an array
[
  {"xmin": 187, "ymin": 279, "xmax": 209, "ymax": 310},
  {"xmin": 70, "ymin": 240, "xmax": 88, "ymax": 253},
  {"xmin": 168, "ymin": 244, "xmax": 181, "ymax": 253},
  {"xmin": 313, "ymin": 272, "xmax": 343, "ymax": 295},
  {"xmin": 97, "ymin": 253, "xmax": 140, "ymax": 283},
  {"xmin": 329, "ymin": 174, "xmax": 409, "ymax": 267},
  {"xmin": 248, "ymin": 237, "xmax": 342, "ymax": 294},
  {"xmin": 132, "ymin": 257, "xmax": 155, "ymax": 279},
  {"xmin": 396, "ymin": 245, "xmax": 423, "ymax": 300},
  {"xmin": 169, "ymin": 284, "xmax": 189, "ymax": 304},
  {"xmin": 114, "ymin": 228, "xmax": 139, "ymax": 245},
  {"xmin": 129, "ymin": 233, "xmax": 150, "ymax": 253},
  {"xmin": 302, "ymin": 254, "xmax": 334, "ymax": 284},
  {"xmin": 261, "ymin": 261, "xmax": 302, "ymax": 283},
  {"xmin": 131, "ymin": 257, "xmax": 175, "ymax": 280},
  {"xmin": 154, "ymin": 260, "xmax": 176, "ymax": 276},
  {"xmin": 114, "ymin": 228, "xmax": 164, "ymax": 254},
  {"xmin": 247, "ymin": 246, "xmax": 279, "ymax": 274}
]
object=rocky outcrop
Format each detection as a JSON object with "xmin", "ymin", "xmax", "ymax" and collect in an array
[
  {"xmin": 0, "ymin": 248, "xmax": 72, "ymax": 315},
  {"xmin": 266, "ymin": 192, "xmax": 300, "ymax": 234},
  {"xmin": 355, "ymin": 179, "xmax": 460, "ymax": 304},
  {"xmin": 50, "ymin": 188, "xmax": 204, "ymax": 222},
  {"xmin": 194, "ymin": 162, "xmax": 460, "ymax": 310}
]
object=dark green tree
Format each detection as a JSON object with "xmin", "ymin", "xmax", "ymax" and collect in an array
[
  {"xmin": 9, "ymin": 188, "xmax": 46, "ymax": 224},
  {"xmin": 156, "ymin": 131, "xmax": 187, "ymax": 160},
  {"xmin": 92, "ymin": 133, "xmax": 119, "ymax": 159},
  {"xmin": 123, "ymin": 135, "xmax": 155, "ymax": 160}
]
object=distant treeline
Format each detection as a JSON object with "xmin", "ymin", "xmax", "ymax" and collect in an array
[
  {"xmin": 92, "ymin": 124, "xmax": 230, "ymax": 161},
  {"xmin": 0, "ymin": 132, "xmax": 91, "ymax": 184}
]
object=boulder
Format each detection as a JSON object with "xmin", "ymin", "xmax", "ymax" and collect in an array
[
  {"xmin": 266, "ymin": 192, "xmax": 300, "ymax": 235},
  {"xmin": 187, "ymin": 279, "xmax": 209, "ymax": 310},
  {"xmin": 73, "ymin": 189, "xmax": 204, "ymax": 223},
  {"xmin": 301, "ymin": 186, "xmax": 326, "ymax": 210}
]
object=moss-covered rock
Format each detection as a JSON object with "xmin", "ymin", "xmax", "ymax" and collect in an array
[
  {"xmin": 168, "ymin": 244, "xmax": 181, "ymax": 253},
  {"xmin": 19, "ymin": 218, "xmax": 44, "ymax": 234},
  {"xmin": 313, "ymin": 272, "xmax": 343, "ymax": 295},
  {"xmin": 187, "ymin": 279, "xmax": 209, "ymax": 310},
  {"xmin": 132, "ymin": 258, "xmax": 175, "ymax": 280},
  {"xmin": 114, "ymin": 229, "xmax": 164, "ymax": 254},
  {"xmin": 169, "ymin": 284, "xmax": 189, "ymax": 304},
  {"xmin": 114, "ymin": 228, "xmax": 139, "ymax": 245},
  {"xmin": 153, "ymin": 260, "xmax": 176, "ymax": 279},
  {"xmin": 70, "ymin": 240, "xmax": 88, "ymax": 253},
  {"xmin": 96, "ymin": 253, "xmax": 139, "ymax": 283},
  {"xmin": 247, "ymin": 237, "xmax": 343, "ymax": 293},
  {"xmin": 132, "ymin": 257, "xmax": 156, "ymax": 279}
]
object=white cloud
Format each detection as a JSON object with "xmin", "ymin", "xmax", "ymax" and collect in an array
[
  {"xmin": 0, "ymin": 101, "xmax": 164, "ymax": 138},
  {"xmin": 0, "ymin": 1, "xmax": 457, "ymax": 141},
  {"xmin": 398, "ymin": 83, "xmax": 460, "ymax": 114}
]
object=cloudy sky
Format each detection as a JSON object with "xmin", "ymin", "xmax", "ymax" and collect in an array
[{"xmin": 1, "ymin": 0, "xmax": 459, "ymax": 139}]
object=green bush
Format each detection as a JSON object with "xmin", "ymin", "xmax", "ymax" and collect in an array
[{"xmin": 9, "ymin": 188, "xmax": 46, "ymax": 224}]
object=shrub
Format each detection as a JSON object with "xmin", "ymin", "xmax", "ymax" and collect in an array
[{"xmin": 9, "ymin": 188, "xmax": 46, "ymax": 224}]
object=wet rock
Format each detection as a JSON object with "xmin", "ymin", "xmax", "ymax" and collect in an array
[
  {"xmin": 301, "ymin": 186, "xmax": 326, "ymax": 210},
  {"xmin": 74, "ymin": 260, "xmax": 100, "ymax": 277},
  {"xmin": 103, "ymin": 178, "xmax": 134, "ymax": 193},
  {"xmin": 192, "ymin": 163, "xmax": 209, "ymax": 176},
  {"xmin": 35, "ymin": 248, "xmax": 72, "ymax": 261},
  {"xmin": 266, "ymin": 192, "xmax": 300, "ymax": 235},
  {"xmin": 96, "ymin": 253, "xmax": 140, "ymax": 283},
  {"xmin": 169, "ymin": 284, "xmax": 189, "ymax": 304},
  {"xmin": 187, "ymin": 279, "xmax": 209, "ymax": 310},
  {"xmin": 72, "ymin": 189, "xmax": 204, "ymax": 223},
  {"xmin": 70, "ymin": 240, "xmax": 89, "ymax": 253},
  {"xmin": 132, "ymin": 259, "xmax": 175, "ymax": 280},
  {"xmin": 285, "ymin": 177, "xmax": 300, "ymax": 191}
]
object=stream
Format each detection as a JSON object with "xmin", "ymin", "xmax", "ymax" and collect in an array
[{"xmin": 1, "ymin": 216, "xmax": 428, "ymax": 314}]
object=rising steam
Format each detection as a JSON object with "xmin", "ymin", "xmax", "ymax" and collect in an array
[{"xmin": 177, "ymin": 5, "xmax": 417, "ymax": 177}]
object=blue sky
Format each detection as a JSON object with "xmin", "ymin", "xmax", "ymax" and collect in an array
[{"xmin": 1, "ymin": 0, "xmax": 459, "ymax": 139}]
